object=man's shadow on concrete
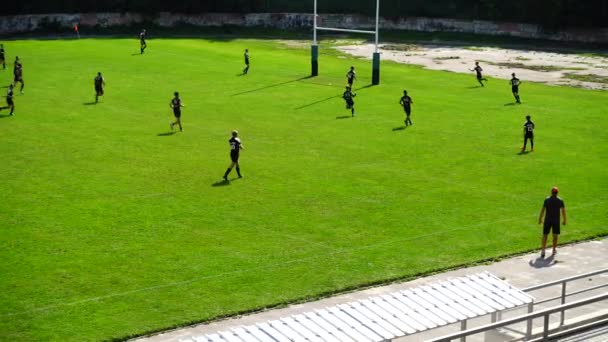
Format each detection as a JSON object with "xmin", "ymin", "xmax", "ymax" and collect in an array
[{"xmin": 529, "ymin": 254, "xmax": 556, "ymax": 268}]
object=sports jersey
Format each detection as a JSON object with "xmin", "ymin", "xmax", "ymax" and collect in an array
[
  {"xmin": 400, "ymin": 95, "xmax": 412, "ymax": 108},
  {"xmin": 0, "ymin": 47, "xmax": 5, "ymax": 59},
  {"xmin": 346, "ymin": 70, "xmax": 356, "ymax": 82},
  {"xmin": 523, "ymin": 120, "xmax": 535, "ymax": 135},
  {"xmin": 139, "ymin": 32, "xmax": 146, "ymax": 42},
  {"xmin": 229, "ymin": 137, "xmax": 242, "ymax": 153},
  {"xmin": 94, "ymin": 75, "xmax": 104, "ymax": 88},
  {"xmin": 171, "ymin": 97, "xmax": 181, "ymax": 109},
  {"xmin": 543, "ymin": 196, "xmax": 565, "ymax": 223},
  {"xmin": 6, "ymin": 87, "xmax": 13, "ymax": 100},
  {"xmin": 474, "ymin": 65, "xmax": 483, "ymax": 77},
  {"xmin": 244, "ymin": 52, "xmax": 249, "ymax": 64},
  {"xmin": 510, "ymin": 77, "xmax": 521, "ymax": 87},
  {"xmin": 344, "ymin": 90, "xmax": 355, "ymax": 100}
]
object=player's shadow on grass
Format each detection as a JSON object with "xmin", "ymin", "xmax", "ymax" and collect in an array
[
  {"xmin": 467, "ymin": 85, "xmax": 482, "ymax": 89},
  {"xmin": 529, "ymin": 254, "xmax": 556, "ymax": 268},
  {"xmin": 297, "ymin": 83, "xmax": 373, "ymax": 110},
  {"xmin": 131, "ymin": 53, "xmax": 142, "ymax": 56},
  {"xmin": 212, "ymin": 179, "xmax": 231, "ymax": 187},
  {"xmin": 392, "ymin": 126, "xmax": 407, "ymax": 131},
  {"xmin": 504, "ymin": 102, "xmax": 517, "ymax": 106},
  {"xmin": 0, "ymin": 114, "xmax": 13, "ymax": 119},
  {"xmin": 336, "ymin": 115, "xmax": 352, "ymax": 119},
  {"xmin": 83, "ymin": 101, "xmax": 97, "ymax": 105},
  {"xmin": 517, "ymin": 150, "xmax": 530, "ymax": 155},
  {"xmin": 157, "ymin": 132, "xmax": 176, "ymax": 136},
  {"xmin": 0, "ymin": 85, "xmax": 8, "ymax": 89},
  {"xmin": 232, "ymin": 76, "xmax": 313, "ymax": 96}
]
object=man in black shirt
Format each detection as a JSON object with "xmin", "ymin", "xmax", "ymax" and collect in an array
[
  {"xmin": 169, "ymin": 92, "xmax": 184, "ymax": 132},
  {"xmin": 346, "ymin": 66, "xmax": 356, "ymax": 88},
  {"xmin": 399, "ymin": 90, "xmax": 414, "ymax": 126},
  {"xmin": 470, "ymin": 62, "xmax": 487, "ymax": 87},
  {"xmin": 0, "ymin": 44, "xmax": 5, "ymax": 69},
  {"xmin": 0, "ymin": 84, "xmax": 15, "ymax": 116},
  {"xmin": 522, "ymin": 115, "xmax": 535, "ymax": 152},
  {"xmin": 139, "ymin": 29, "xmax": 147, "ymax": 54},
  {"xmin": 223, "ymin": 130, "xmax": 244, "ymax": 181},
  {"xmin": 243, "ymin": 49, "xmax": 250, "ymax": 75},
  {"xmin": 94, "ymin": 72, "xmax": 105, "ymax": 103},
  {"xmin": 538, "ymin": 187, "xmax": 567, "ymax": 258},
  {"xmin": 510, "ymin": 73, "xmax": 521, "ymax": 104},
  {"xmin": 13, "ymin": 56, "xmax": 24, "ymax": 94},
  {"xmin": 343, "ymin": 86, "xmax": 356, "ymax": 117}
]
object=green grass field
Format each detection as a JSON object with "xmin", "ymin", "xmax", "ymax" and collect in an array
[{"xmin": 0, "ymin": 37, "xmax": 606, "ymax": 341}]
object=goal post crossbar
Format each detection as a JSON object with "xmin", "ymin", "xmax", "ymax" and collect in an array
[
  {"xmin": 315, "ymin": 27, "xmax": 376, "ymax": 35},
  {"xmin": 312, "ymin": 0, "xmax": 381, "ymax": 84}
]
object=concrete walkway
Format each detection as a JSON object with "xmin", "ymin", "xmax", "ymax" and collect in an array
[{"xmin": 135, "ymin": 238, "xmax": 608, "ymax": 342}]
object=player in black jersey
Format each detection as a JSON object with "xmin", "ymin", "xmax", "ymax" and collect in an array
[
  {"xmin": 13, "ymin": 56, "xmax": 24, "ymax": 94},
  {"xmin": 0, "ymin": 44, "xmax": 5, "ymax": 69},
  {"xmin": 399, "ymin": 90, "xmax": 414, "ymax": 126},
  {"xmin": 537, "ymin": 186, "xmax": 566, "ymax": 258},
  {"xmin": 223, "ymin": 130, "xmax": 244, "ymax": 181},
  {"xmin": 522, "ymin": 115, "xmax": 535, "ymax": 152},
  {"xmin": 470, "ymin": 62, "xmax": 487, "ymax": 87},
  {"xmin": 0, "ymin": 84, "xmax": 15, "ymax": 116},
  {"xmin": 94, "ymin": 72, "xmax": 105, "ymax": 103},
  {"xmin": 342, "ymin": 86, "xmax": 356, "ymax": 117},
  {"xmin": 509, "ymin": 73, "xmax": 521, "ymax": 104},
  {"xmin": 243, "ymin": 49, "xmax": 250, "ymax": 75},
  {"xmin": 346, "ymin": 66, "xmax": 356, "ymax": 87},
  {"xmin": 169, "ymin": 92, "xmax": 184, "ymax": 132},
  {"xmin": 139, "ymin": 29, "xmax": 147, "ymax": 54}
]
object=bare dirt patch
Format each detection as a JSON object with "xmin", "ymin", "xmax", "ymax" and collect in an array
[{"xmin": 336, "ymin": 44, "xmax": 608, "ymax": 90}]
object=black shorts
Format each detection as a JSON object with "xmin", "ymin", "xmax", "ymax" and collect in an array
[
  {"xmin": 230, "ymin": 151, "xmax": 240, "ymax": 163},
  {"xmin": 543, "ymin": 221, "xmax": 560, "ymax": 235},
  {"xmin": 7, "ymin": 98, "xmax": 14, "ymax": 106},
  {"xmin": 525, "ymin": 132, "xmax": 534, "ymax": 139},
  {"xmin": 512, "ymin": 86, "xmax": 519, "ymax": 93},
  {"xmin": 173, "ymin": 109, "xmax": 181, "ymax": 118},
  {"xmin": 95, "ymin": 86, "xmax": 103, "ymax": 95},
  {"xmin": 140, "ymin": 40, "xmax": 146, "ymax": 45},
  {"xmin": 404, "ymin": 107, "xmax": 411, "ymax": 115},
  {"xmin": 347, "ymin": 79, "xmax": 354, "ymax": 85},
  {"xmin": 14, "ymin": 76, "xmax": 22, "ymax": 83}
]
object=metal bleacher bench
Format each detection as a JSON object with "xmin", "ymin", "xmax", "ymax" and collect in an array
[{"xmin": 181, "ymin": 272, "xmax": 534, "ymax": 342}]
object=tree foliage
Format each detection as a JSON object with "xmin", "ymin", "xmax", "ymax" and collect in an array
[{"xmin": 4, "ymin": 0, "xmax": 607, "ymax": 29}]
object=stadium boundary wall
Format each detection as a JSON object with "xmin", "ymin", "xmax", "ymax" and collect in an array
[{"xmin": 1, "ymin": 12, "xmax": 607, "ymax": 44}]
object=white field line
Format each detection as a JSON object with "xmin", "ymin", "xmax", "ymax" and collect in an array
[{"xmin": 3, "ymin": 201, "xmax": 604, "ymax": 317}]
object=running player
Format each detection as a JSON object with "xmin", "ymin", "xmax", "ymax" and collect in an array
[
  {"xmin": 510, "ymin": 73, "xmax": 522, "ymax": 104},
  {"xmin": 470, "ymin": 62, "xmax": 487, "ymax": 87},
  {"xmin": 223, "ymin": 130, "xmax": 244, "ymax": 181},
  {"xmin": 0, "ymin": 44, "xmax": 5, "ymax": 69},
  {"xmin": 139, "ymin": 29, "xmax": 147, "ymax": 54},
  {"xmin": 0, "ymin": 84, "xmax": 15, "ymax": 116},
  {"xmin": 399, "ymin": 90, "xmax": 414, "ymax": 126},
  {"xmin": 13, "ymin": 57, "xmax": 24, "ymax": 94},
  {"xmin": 342, "ymin": 86, "xmax": 356, "ymax": 117},
  {"xmin": 94, "ymin": 72, "xmax": 105, "ymax": 103},
  {"xmin": 346, "ymin": 66, "xmax": 356, "ymax": 88},
  {"xmin": 169, "ymin": 92, "xmax": 184, "ymax": 132},
  {"xmin": 243, "ymin": 49, "xmax": 250, "ymax": 75},
  {"xmin": 522, "ymin": 115, "xmax": 535, "ymax": 152}
]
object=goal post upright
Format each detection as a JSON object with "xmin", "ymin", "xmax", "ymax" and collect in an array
[
  {"xmin": 311, "ymin": 0, "xmax": 381, "ymax": 85},
  {"xmin": 311, "ymin": 0, "xmax": 319, "ymax": 76}
]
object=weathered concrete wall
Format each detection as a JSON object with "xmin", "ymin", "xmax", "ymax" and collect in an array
[{"xmin": 1, "ymin": 12, "xmax": 607, "ymax": 44}]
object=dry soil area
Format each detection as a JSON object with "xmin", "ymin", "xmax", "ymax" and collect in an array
[{"xmin": 336, "ymin": 43, "xmax": 608, "ymax": 90}]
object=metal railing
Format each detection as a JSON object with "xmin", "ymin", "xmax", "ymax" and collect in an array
[
  {"xmin": 523, "ymin": 268, "xmax": 608, "ymax": 327},
  {"xmin": 428, "ymin": 292, "xmax": 608, "ymax": 342}
]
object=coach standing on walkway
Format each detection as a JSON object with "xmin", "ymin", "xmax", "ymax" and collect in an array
[{"xmin": 538, "ymin": 186, "xmax": 567, "ymax": 258}]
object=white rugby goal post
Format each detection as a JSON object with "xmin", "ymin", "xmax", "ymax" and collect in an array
[{"xmin": 311, "ymin": 0, "xmax": 381, "ymax": 85}]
